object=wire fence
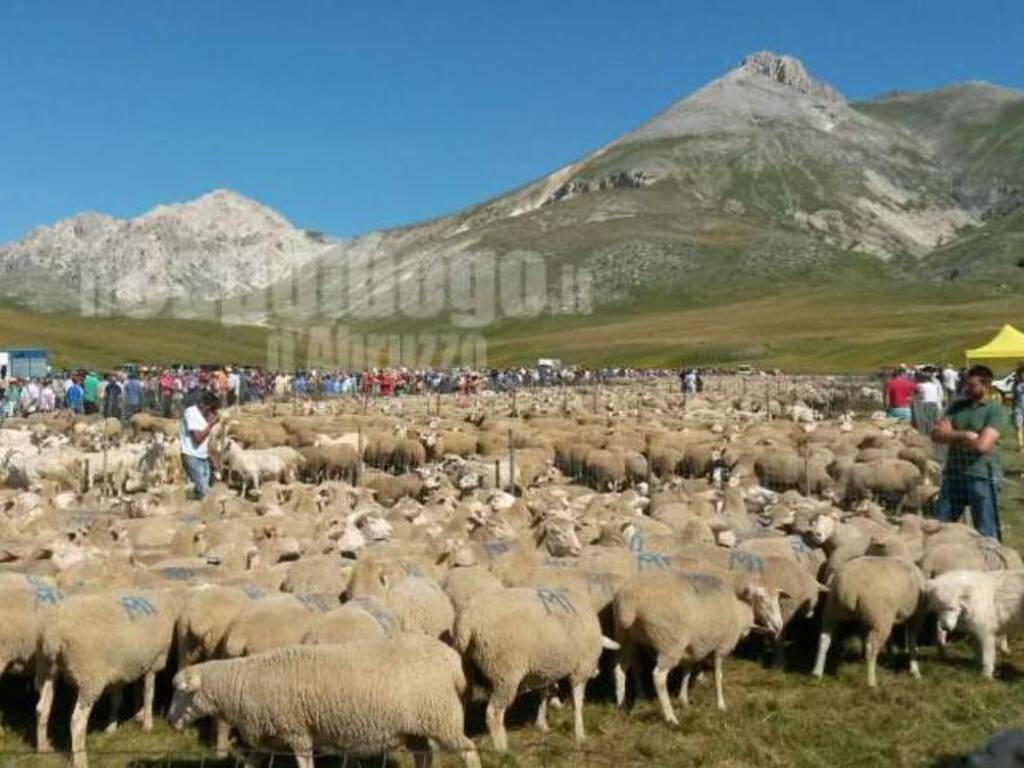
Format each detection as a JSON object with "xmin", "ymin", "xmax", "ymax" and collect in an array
[{"xmin": 0, "ymin": 743, "xmax": 665, "ymax": 768}]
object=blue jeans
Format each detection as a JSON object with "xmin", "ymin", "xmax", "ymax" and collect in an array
[
  {"xmin": 888, "ymin": 407, "xmax": 912, "ymax": 422},
  {"xmin": 935, "ymin": 472, "xmax": 1001, "ymax": 539},
  {"xmin": 182, "ymin": 454, "xmax": 211, "ymax": 500}
]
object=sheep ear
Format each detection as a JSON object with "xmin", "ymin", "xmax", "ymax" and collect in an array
[{"xmin": 817, "ymin": 583, "xmax": 830, "ymax": 594}]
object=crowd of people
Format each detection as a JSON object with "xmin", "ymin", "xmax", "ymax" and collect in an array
[
  {"xmin": 0, "ymin": 364, "xmax": 668, "ymax": 422},
  {"xmin": 883, "ymin": 363, "xmax": 1024, "ymax": 450}
]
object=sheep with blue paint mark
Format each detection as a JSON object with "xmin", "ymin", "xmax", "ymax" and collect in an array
[
  {"xmin": 0, "ymin": 584, "xmax": 63, "ymax": 739},
  {"xmin": 220, "ymin": 592, "xmax": 340, "ymax": 658},
  {"xmin": 453, "ymin": 585, "xmax": 618, "ymax": 750},
  {"xmin": 35, "ymin": 587, "xmax": 186, "ymax": 768},
  {"xmin": 345, "ymin": 558, "xmax": 454, "ymax": 639},
  {"xmin": 612, "ymin": 568, "xmax": 785, "ymax": 724}
]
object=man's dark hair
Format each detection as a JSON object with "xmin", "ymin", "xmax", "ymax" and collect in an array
[
  {"xmin": 201, "ymin": 390, "xmax": 221, "ymax": 410},
  {"xmin": 966, "ymin": 365, "xmax": 994, "ymax": 385}
]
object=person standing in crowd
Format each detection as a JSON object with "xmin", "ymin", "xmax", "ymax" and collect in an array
[
  {"xmin": 941, "ymin": 363, "xmax": 959, "ymax": 402},
  {"xmin": 226, "ymin": 367, "xmax": 240, "ymax": 407},
  {"xmin": 684, "ymin": 368, "xmax": 697, "ymax": 395},
  {"xmin": 179, "ymin": 390, "xmax": 221, "ymax": 500},
  {"xmin": 912, "ymin": 368, "xmax": 944, "ymax": 435},
  {"xmin": 932, "ymin": 365, "xmax": 1008, "ymax": 540},
  {"xmin": 124, "ymin": 370, "xmax": 143, "ymax": 423},
  {"xmin": 39, "ymin": 380, "xmax": 56, "ymax": 413},
  {"xmin": 159, "ymin": 370, "xmax": 174, "ymax": 417},
  {"xmin": 19, "ymin": 378, "xmax": 40, "ymax": 415},
  {"xmin": 1013, "ymin": 363, "xmax": 1024, "ymax": 452},
  {"xmin": 102, "ymin": 373, "xmax": 123, "ymax": 419},
  {"xmin": 884, "ymin": 366, "xmax": 915, "ymax": 422},
  {"xmin": 2, "ymin": 380, "xmax": 19, "ymax": 418},
  {"xmin": 82, "ymin": 370, "xmax": 100, "ymax": 415},
  {"xmin": 65, "ymin": 376, "xmax": 84, "ymax": 414}
]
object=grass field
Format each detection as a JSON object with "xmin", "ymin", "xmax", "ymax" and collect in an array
[{"xmin": 2, "ymin": 280, "xmax": 1023, "ymax": 373}]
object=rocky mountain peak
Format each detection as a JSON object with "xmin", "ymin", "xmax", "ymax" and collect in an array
[
  {"xmin": 739, "ymin": 50, "xmax": 844, "ymax": 103},
  {"xmin": 0, "ymin": 189, "xmax": 330, "ymax": 310}
]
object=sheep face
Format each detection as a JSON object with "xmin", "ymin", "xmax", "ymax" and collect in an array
[
  {"xmin": 741, "ymin": 584, "xmax": 786, "ymax": 638},
  {"xmin": 924, "ymin": 580, "xmax": 965, "ymax": 633},
  {"xmin": 538, "ymin": 516, "xmax": 582, "ymax": 557},
  {"xmin": 808, "ymin": 514, "xmax": 837, "ymax": 545},
  {"xmin": 168, "ymin": 669, "xmax": 216, "ymax": 730}
]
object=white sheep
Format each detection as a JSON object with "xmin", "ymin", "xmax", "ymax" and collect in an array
[
  {"xmin": 301, "ymin": 601, "xmax": 393, "ymax": 644},
  {"xmin": 924, "ymin": 569, "xmax": 1024, "ymax": 678},
  {"xmin": 168, "ymin": 637, "xmax": 481, "ymax": 768},
  {"xmin": 36, "ymin": 588, "xmax": 184, "ymax": 768},
  {"xmin": 811, "ymin": 555, "xmax": 925, "ymax": 688},
  {"xmin": 612, "ymin": 569, "xmax": 784, "ymax": 724},
  {"xmin": 345, "ymin": 559, "xmax": 455, "ymax": 639},
  {"xmin": 221, "ymin": 592, "xmax": 339, "ymax": 657},
  {"xmin": 453, "ymin": 585, "xmax": 618, "ymax": 750},
  {"xmin": 222, "ymin": 439, "xmax": 304, "ymax": 497},
  {"xmin": 0, "ymin": 583, "xmax": 62, "ymax": 736}
]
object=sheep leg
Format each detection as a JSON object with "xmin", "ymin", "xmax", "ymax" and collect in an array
[
  {"xmin": 678, "ymin": 668, "xmax": 691, "ymax": 707},
  {"xmin": 140, "ymin": 672, "xmax": 155, "ymax": 731},
  {"xmin": 535, "ymin": 693, "xmax": 550, "ymax": 732},
  {"xmin": 906, "ymin": 614, "xmax": 923, "ymax": 680},
  {"xmin": 981, "ymin": 632, "xmax": 998, "ymax": 679},
  {"xmin": 70, "ymin": 694, "xmax": 95, "ymax": 768},
  {"xmin": 713, "ymin": 653, "xmax": 727, "ymax": 711},
  {"xmin": 292, "ymin": 750, "xmax": 315, "ymax": 768},
  {"xmin": 434, "ymin": 732, "xmax": 480, "ymax": 768},
  {"xmin": 215, "ymin": 718, "xmax": 232, "ymax": 758},
  {"xmin": 652, "ymin": 665, "xmax": 678, "ymax": 725},
  {"xmin": 571, "ymin": 680, "xmax": 586, "ymax": 743},
  {"xmin": 999, "ymin": 635, "xmax": 1011, "ymax": 655},
  {"xmin": 408, "ymin": 735, "xmax": 432, "ymax": 768},
  {"xmin": 613, "ymin": 639, "xmax": 634, "ymax": 707},
  {"xmin": 104, "ymin": 685, "xmax": 122, "ymax": 733},
  {"xmin": 34, "ymin": 667, "xmax": 55, "ymax": 753},
  {"xmin": 485, "ymin": 683, "xmax": 516, "ymax": 751},
  {"xmin": 812, "ymin": 629, "xmax": 833, "ymax": 678},
  {"xmin": 865, "ymin": 625, "xmax": 890, "ymax": 689}
]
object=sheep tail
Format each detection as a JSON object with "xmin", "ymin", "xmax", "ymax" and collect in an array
[
  {"xmin": 453, "ymin": 620, "xmax": 473, "ymax": 654},
  {"xmin": 614, "ymin": 597, "xmax": 637, "ymax": 632},
  {"xmin": 38, "ymin": 624, "xmax": 62, "ymax": 663}
]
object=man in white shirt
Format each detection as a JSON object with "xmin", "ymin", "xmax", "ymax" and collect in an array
[
  {"xmin": 226, "ymin": 368, "xmax": 241, "ymax": 406},
  {"xmin": 942, "ymin": 365, "xmax": 960, "ymax": 400},
  {"xmin": 179, "ymin": 390, "xmax": 221, "ymax": 500}
]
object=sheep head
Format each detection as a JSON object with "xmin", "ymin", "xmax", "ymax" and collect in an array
[
  {"xmin": 168, "ymin": 669, "xmax": 214, "ymax": 730},
  {"xmin": 922, "ymin": 577, "xmax": 966, "ymax": 634},
  {"xmin": 739, "ymin": 582, "xmax": 786, "ymax": 638}
]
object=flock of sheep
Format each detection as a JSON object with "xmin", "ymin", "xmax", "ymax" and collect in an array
[{"xmin": 0, "ymin": 379, "xmax": 1020, "ymax": 767}]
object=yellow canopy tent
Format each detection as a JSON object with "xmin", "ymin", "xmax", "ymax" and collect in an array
[{"xmin": 966, "ymin": 324, "xmax": 1024, "ymax": 369}]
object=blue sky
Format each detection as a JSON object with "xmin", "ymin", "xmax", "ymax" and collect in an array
[{"xmin": 1, "ymin": 0, "xmax": 1021, "ymax": 243}]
